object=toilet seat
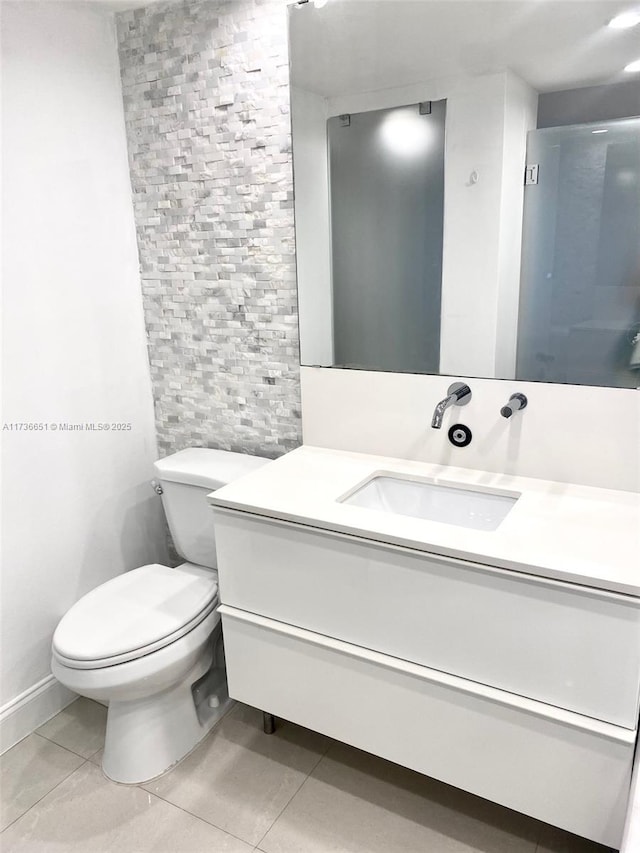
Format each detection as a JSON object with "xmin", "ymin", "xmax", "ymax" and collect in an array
[{"xmin": 52, "ymin": 563, "xmax": 218, "ymax": 670}]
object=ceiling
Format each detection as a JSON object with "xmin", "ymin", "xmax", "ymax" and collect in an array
[
  {"xmin": 22, "ymin": 0, "xmax": 639, "ymax": 94},
  {"xmin": 289, "ymin": 0, "xmax": 640, "ymax": 96}
]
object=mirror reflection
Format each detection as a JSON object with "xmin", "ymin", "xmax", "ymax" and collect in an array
[
  {"xmin": 330, "ymin": 101, "xmax": 446, "ymax": 373},
  {"xmin": 288, "ymin": 0, "xmax": 640, "ymax": 387}
]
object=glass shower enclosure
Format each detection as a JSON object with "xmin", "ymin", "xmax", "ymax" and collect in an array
[{"xmin": 517, "ymin": 117, "xmax": 640, "ymax": 388}]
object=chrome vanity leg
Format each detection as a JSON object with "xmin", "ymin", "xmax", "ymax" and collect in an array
[{"xmin": 262, "ymin": 711, "xmax": 276, "ymax": 734}]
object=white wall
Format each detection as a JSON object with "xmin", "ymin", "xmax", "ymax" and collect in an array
[
  {"xmin": 1, "ymin": 2, "xmax": 169, "ymax": 751},
  {"xmin": 291, "ymin": 86, "xmax": 333, "ymax": 366},
  {"xmin": 437, "ymin": 71, "xmax": 537, "ymax": 378},
  {"xmin": 301, "ymin": 367, "xmax": 640, "ymax": 493},
  {"xmin": 437, "ymin": 73, "xmax": 509, "ymax": 378},
  {"xmin": 494, "ymin": 73, "xmax": 539, "ymax": 378}
]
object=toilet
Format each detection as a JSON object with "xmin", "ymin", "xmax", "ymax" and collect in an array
[{"xmin": 51, "ymin": 448, "xmax": 269, "ymax": 784}]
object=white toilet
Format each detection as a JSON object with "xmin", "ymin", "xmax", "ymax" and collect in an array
[{"xmin": 51, "ymin": 448, "xmax": 269, "ymax": 784}]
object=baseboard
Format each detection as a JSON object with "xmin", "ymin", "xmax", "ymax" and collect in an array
[{"xmin": 0, "ymin": 675, "xmax": 76, "ymax": 754}]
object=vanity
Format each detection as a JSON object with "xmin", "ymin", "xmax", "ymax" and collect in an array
[
  {"xmin": 210, "ymin": 446, "xmax": 640, "ymax": 849},
  {"xmin": 205, "ymin": 2, "xmax": 640, "ymax": 845}
]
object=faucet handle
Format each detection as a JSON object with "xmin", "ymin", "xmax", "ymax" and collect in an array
[{"xmin": 501, "ymin": 393, "xmax": 528, "ymax": 419}]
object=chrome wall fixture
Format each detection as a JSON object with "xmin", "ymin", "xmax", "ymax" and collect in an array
[
  {"xmin": 431, "ymin": 383, "xmax": 472, "ymax": 429},
  {"xmin": 500, "ymin": 393, "xmax": 528, "ymax": 419}
]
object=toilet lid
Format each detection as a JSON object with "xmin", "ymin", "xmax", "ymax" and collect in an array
[{"xmin": 52, "ymin": 564, "xmax": 218, "ymax": 665}]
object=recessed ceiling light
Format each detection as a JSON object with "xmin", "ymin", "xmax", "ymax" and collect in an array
[
  {"xmin": 608, "ymin": 10, "xmax": 640, "ymax": 28},
  {"xmin": 592, "ymin": 129, "xmax": 609, "ymax": 134},
  {"xmin": 624, "ymin": 58, "xmax": 640, "ymax": 72}
]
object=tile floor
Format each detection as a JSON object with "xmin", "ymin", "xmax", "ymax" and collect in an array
[{"xmin": 0, "ymin": 698, "xmax": 613, "ymax": 853}]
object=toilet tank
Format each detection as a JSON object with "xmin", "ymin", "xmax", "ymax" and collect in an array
[{"xmin": 153, "ymin": 448, "xmax": 270, "ymax": 568}]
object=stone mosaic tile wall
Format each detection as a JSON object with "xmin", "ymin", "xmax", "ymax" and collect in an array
[{"xmin": 117, "ymin": 0, "xmax": 301, "ymax": 459}]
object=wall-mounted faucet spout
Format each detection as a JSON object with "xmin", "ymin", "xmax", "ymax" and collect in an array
[{"xmin": 431, "ymin": 382, "xmax": 472, "ymax": 429}]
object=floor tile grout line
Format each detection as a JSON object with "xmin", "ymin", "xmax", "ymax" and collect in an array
[
  {"xmin": 258, "ymin": 744, "xmax": 552, "ymax": 853},
  {"xmin": 533, "ymin": 827, "xmax": 543, "ymax": 852},
  {"xmin": 253, "ymin": 744, "xmax": 330, "ymax": 851},
  {"xmin": 31, "ymin": 729, "xmax": 100, "ymax": 762},
  {"xmin": 0, "ymin": 758, "xmax": 90, "ymax": 835},
  {"xmin": 140, "ymin": 787, "xmax": 255, "ymax": 848},
  {"xmin": 305, "ymin": 737, "xmax": 338, "ymax": 783},
  {"xmin": 137, "ymin": 718, "xmax": 335, "ymax": 850},
  {"xmin": 253, "ymin": 772, "xmax": 313, "ymax": 851},
  {"xmin": 310, "ymin": 740, "xmax": 334, "ymax": 775}
]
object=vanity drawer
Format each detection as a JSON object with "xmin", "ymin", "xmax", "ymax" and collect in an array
[
  {"xmin": 214, "ymin": 509, "xmax": 640, "ymax": 728},
  {"xmin": 220, "ymin": 605, "xmax": 634, "ymax": 849}
]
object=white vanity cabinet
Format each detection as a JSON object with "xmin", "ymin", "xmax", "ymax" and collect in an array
[
  {"xmin": 214, "ymin": 510, "xmax": 640, "ymax": 729},
  {"xmin": 210, "ymin": 447, "xmax": 640, "ymax": 850}
]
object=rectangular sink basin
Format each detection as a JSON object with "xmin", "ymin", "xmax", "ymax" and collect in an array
[{"xmin": 341, "ymin": 474, "xmax": 519, "ymax": 531}]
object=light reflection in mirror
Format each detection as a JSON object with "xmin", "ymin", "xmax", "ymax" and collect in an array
[{"xmin": 379, "ymin": 108, "xmax": 434, "ymax": 157}]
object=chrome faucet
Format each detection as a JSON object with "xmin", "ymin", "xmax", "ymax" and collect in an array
[
  {"xmin": 431, "ymin": 382, "xmax": 472, "ymax": 429},
  {"xmin": 500, "ymin": 393, "xmax": 528, "ymax": 419}
]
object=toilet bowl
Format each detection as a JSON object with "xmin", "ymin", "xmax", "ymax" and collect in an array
[{"xmin": 51, "ymin": 449, "xmax": 269, "ymax": 784}]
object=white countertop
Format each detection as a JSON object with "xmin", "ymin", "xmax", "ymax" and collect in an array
[{"xmin": 209, "ymin": 446, "xmax": 640, "ymax": 597}]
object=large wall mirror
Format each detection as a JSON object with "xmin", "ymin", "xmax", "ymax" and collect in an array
[{"xmin": 288, "ymin": 0, "xmax": 640, "ymax": 388}]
